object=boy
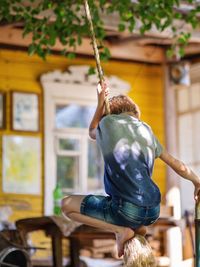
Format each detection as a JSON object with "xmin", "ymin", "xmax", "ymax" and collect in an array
[{"xmin": 62, "ymin": 82, "xmax": 200, "ymax": 257}]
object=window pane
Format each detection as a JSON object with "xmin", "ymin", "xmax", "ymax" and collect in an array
[
  {"xmin": 191, "ymin": 83, "xmax": 200, "ymax": 109},
  {"xmin": 88, "ymin": 139, "xmax": 104, "ymax": 191},
  {"xmin": 192, "ymin": 164, "xmax": 200, "ymax": 175},
  {"xmin": 178, "ymin": 114, "xmax": 193, "ymax": 163},
  {"xmin": 57, "ymin": 156, "xmax": 79, "ymax": 190},
  {"xmin": 177, "ymin": 88, "xmax": 189, "ymax": 112},
  {"xmin": 59, "ymin": 138, "xmax": 79, "ymax": 151},
  {"xmin": 194, "ymin": 111, "xmax": 200, "ymax": 162},
  {"xmin": 56, "ymin": 104, "xmax": 95, "ymax": 128},
  {"xmin": 180, "ymin": 171, "xmax": 195, "ymax": 212}
]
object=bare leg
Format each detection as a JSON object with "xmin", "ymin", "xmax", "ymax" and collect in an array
[{"xmin": 61, "ymin": 195, "xmax": 145, "ymax": 257}]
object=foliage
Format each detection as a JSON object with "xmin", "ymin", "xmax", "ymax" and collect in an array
[{"xmin": 0, "ymin": 0, "xmax": 200, "ymax": 60}]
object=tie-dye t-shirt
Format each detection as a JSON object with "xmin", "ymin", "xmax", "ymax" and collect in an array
[{"xmin": 96, "ymin": 114, "xmax": 163, "ymax": 207}]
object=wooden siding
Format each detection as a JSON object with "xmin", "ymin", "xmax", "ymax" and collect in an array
[{"xmin": 0, "ymin": 49, "xmax": 166, "ymax": 221}]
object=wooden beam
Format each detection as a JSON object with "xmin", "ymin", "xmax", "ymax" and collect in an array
[
  {"xmin": 108, "ymin": 40, "xmax": 165, "ymax": 63},
  {"xmin": 0, "ymin": 25, "xmax": 165, "ymax": 63},
  {"xmin": 184, "ymin": 44, "xmax": 200, "ymax": 56}
]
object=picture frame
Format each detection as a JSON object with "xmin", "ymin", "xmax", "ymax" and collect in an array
[
  {"xmin": 0, "ymin": 92, "xmax": 6, "ymax": 129},
  {"xmin": 2, "ymin": 135, "xmax": 41, "ymax": 195},
  {"xmin": 11, "ymin": 91, "xmax": 40, "ymax": 132}
]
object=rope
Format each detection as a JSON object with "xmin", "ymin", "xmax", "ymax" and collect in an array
[{"xmin": 83, "ymin": 0, "xmax": 110, "ymax": 114}]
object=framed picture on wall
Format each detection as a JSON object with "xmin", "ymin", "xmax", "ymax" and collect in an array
[
  {"xmin": 11, "ymin": 91, "xmax": 39, "ymax": 132},
  {"xmin": 0, "ymin": 92, "xmax": 6, "ymax": 129},
  {"xmin": 2, "ymin": 135, "xmax": 41, "ymax": 194}
]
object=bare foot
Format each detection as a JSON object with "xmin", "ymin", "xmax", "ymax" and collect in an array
[
  {"xmin": 135, "ymin": 226, "xmax": 147, "ymax": 236},
  {"xmin": 115, "ymin": 228, "xmax": 135, "ymax": 257}
]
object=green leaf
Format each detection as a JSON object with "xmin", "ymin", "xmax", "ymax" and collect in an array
[
  {"xmin": 166, "ymin": 48, "xmax": 174, "ymax": 58},
  {"xmin": 174, "ymin": 0, "xmax": 180, "ymax": 6},
  {"xmin": 128, "ymin": 17, "xmax": 136, "ymax": 32},
  {"xmin": 67, "ymin": 52, "xmax": 76, "ymax": 59},
  {"xmin": 88, "ymin": 66, "xmax": 96, "ymax": 75},
  {"xmin": 69, "ymin": 37, "xmax": 76, "ymax": 47},
  {"xmin": 179, "ymin": 46, "xmax": 185, "ymax": 57},
  {"xmin": 104, "ymin": 47, "xmax": 111, "ymax": 58},
  {"xmin": 37, "ymin": 49, "xmax": 46, "ymax": 60},
  {"xmin": 99, "ymin": 0, "xmax": 107, "ymax": 5},
  {"xmin": 178, "ymin": 36, "xmax": 186, "ymax": 44},
  {"xmin": 28, "ymin": 43, "xmax": 36, "ymax": 56},
  {"xmin": 49, "ymin": 30, "xmax": 57, "ymax": 46},
  {"xmin": 174, "ymin": 13, "xmax": 182, "ymax": 19},
  {"xmin": 59, "ymin": 35, "xmax": 68, "ymax": 45},
  {"xmin": 118, "ymin": 23, "xmax": 126, "ymax": 32},
  {"xmin": 77, "ymin": 35, "xmax": 82, "ymax": 45},
  {"xmin": 100, "ymin": 47, "xmax": 111, "ymax": 61},
  {"xmin": 48, "ymin": 3, "xmax": 53, "ymax": 9}
]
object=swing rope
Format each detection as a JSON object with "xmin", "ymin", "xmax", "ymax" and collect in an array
[{"xmin": 84, "ymin": 0, "xmax": 110, "ymax": 115}]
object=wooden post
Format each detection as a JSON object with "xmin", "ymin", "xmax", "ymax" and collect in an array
[{"xmin": 195, "ymin": 202, "xmax": 200, "ymax": 267}]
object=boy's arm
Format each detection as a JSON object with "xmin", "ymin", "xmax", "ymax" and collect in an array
[
  {"xmin": 159, "ymin": 150, "xmax": 200, "ymax": 200},
  {"xmin": 89, "ymin": 82, "xmax": 109, "ymax": 140},
  {"xmin": 89, "ymin": 105, "xmax": 104, "ymax": 140}
]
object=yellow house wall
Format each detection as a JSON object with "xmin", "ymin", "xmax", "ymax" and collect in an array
[{"xmin": 0, "ymin": 49, "xmax": 166, "ymax": 221}]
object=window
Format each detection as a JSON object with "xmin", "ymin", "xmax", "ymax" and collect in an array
[
  {"xmin": 176, "ymin": 84, "xmax": 200, "ymax": 172},
  {"xmin": 55, "ymin": 103, "xmax": 103, "ymax": 194},
  {"xmin": 176, "ymin": 83, "xmax": 200, "ymax": 212},
  {"xmin": 56, "ymin": 104, "xmax": 95, "ymax": 129},
  {"xmin": 56, "ymin": 136, "xmax": 81, "ymax": 191}
]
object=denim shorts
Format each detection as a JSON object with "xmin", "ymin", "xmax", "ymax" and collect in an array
[{"xmin": 80, "ymin": 195, "xmax": 160, "ymax": 230}]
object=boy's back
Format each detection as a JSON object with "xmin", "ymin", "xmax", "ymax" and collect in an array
[{"xmin": 97, "ymin": 114, "xmax": 162, "ymax": 207}]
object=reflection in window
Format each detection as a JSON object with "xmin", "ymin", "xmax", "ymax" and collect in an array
[
  {"xmin": 57, "ymin": 156, "xmax": 79, "ymax": 190},
  {"xmin": 59, "ymin": 138, "xmax": 79, "ymax": 151},
  {"xmin": 56, "ymin": 104, "xmax": 95, "ymax": 128},
  {"xmin": 178, "ymin": 114, "xmax": 193, "ymax": 164},
  {"xmin": 88, "ymin": 139, "xmax": 104, "ymax": 191}
]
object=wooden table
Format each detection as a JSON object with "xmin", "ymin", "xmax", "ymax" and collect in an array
[
  {"xmin": 16, "ymin": 216, "xmax": 115, "ymax": 267},
  {"xmin": 16, "ymin": 217, "xmax": 63, "ymax": 267},
  {"xmin": 16, "ymin": 214, "xmax": 177, "ymax": 267}
]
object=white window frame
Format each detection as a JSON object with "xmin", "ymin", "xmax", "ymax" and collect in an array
[
  {"xmin": 54, "ymin": 130, "xmax": 88, "ymax": 193},
  {"xmin": 43, "ymin": 84, "xmax": 98, "ymax": 214}
]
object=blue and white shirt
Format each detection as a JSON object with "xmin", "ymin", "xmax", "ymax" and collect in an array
[{"xmin": 96, "ymin": 114, "xmax": 163, "ymax": 207}]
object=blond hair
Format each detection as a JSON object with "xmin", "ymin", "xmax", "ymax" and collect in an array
[
  {"xmin": 123, "ymin": 235, "xmax": 157, "ymax": 267},
  {"xmin": 109, "ymin": 95, "xmax": 141, "ymax": 118}
]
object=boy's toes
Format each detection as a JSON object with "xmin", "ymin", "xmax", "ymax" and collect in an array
[{"xmin": 117, "ymin": 246, "xmax": 124, "ymax": 258}]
